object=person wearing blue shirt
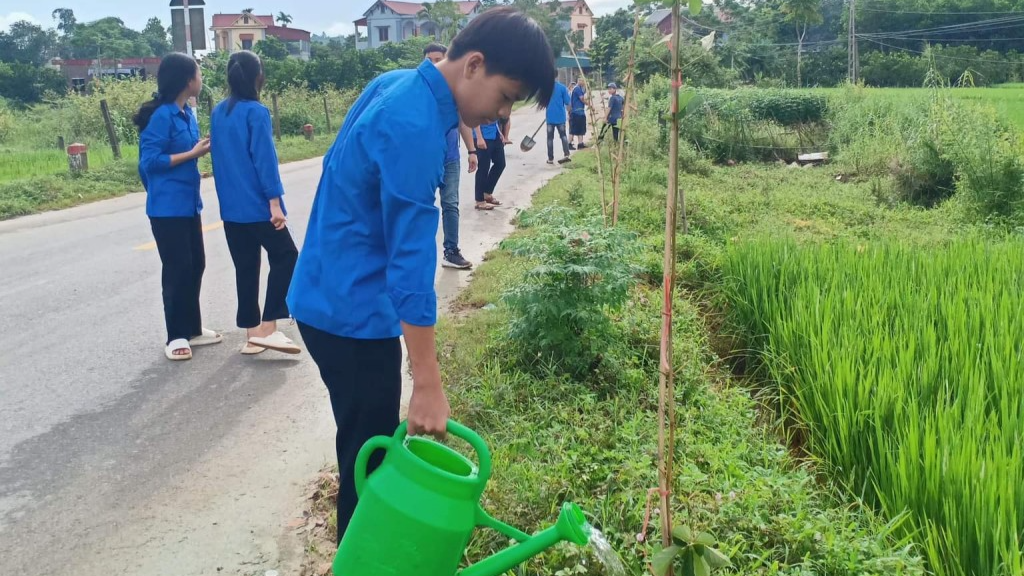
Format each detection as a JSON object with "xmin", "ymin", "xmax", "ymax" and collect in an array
[
  {"xmin": 424, "ymin": 43, "xmax": 477, "ymax": 270},
  {"xmin": 471, "ymin": 118, "xmax": 510, "ymax": 210},
  {"xmin": 286, "ymin": 7, "xmax": 556, "ymax": 543},
  {"xmin": 133, "ymin": 53, "xmax": 221, "ymax": 362},
  {"xmin": 570, "ymin": 76, "xmax": 588, "ymax": 148},
  {"xmin": 545, "ymin": 80, "xmax": 572, "ymax": 165},
  {"xmin": 210, "ymin": 51, "xmax": 301, "ymax": 357},
  {"xmin": 602, "ymin": 82, "xmax": 625, "ymax": 142}
]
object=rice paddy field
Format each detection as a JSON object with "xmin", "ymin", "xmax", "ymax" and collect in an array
[
  {"xmin": 721, "ymin": 239, "xmax": 1024, "ymax": 576},
  {"xmin": 816, "ymin": 84, "xmax": 1024, "ymax": 130}
]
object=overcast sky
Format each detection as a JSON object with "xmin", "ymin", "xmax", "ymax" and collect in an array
[{"xmin": 2, "ymin": 0, "xmax": 631, "ymax": 38}]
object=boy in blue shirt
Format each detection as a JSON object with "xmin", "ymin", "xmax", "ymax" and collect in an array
[
  {"xmin": 545, "ymin": 80, "xmax": 572, "ymax": 165},
  {"xmin": 604, "ymin": 82, "xmax": 625, "ymax": 142},
  {"xmin": 287, "ymin": 7, "xmax": 556, "ymax": 543},
  {"xmin": 569, "ymin": 76, "xmax": 588, "ymax": 149}
]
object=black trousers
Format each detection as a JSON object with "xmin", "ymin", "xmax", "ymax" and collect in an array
[
  {"xmin": 474, "ymin": 138, "xmax": 506, "ymax": 201},
  {"xmin": 223, "ymin": 221, "xmax": 298, "ymax": 329},
  {"xmin": 298, "ymin": 321, "xmax": 402, "ymax": 544},
  {"xmin": 150, "ymin": 215, "xmax": 205, "ymax": 344},
  {"xmin": 547, "ymin": 123, "xmax": 571, "ymax": 161}
]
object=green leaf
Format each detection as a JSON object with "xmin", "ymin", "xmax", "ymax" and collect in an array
[
  {"xmin": 695, "ymin": 531, "xmax": 716, "ymax": 547},
  {"xmin": 671, "ymin": 525, "xmax": 693, "ymax": 543},
  {"xmin": 652, "ymin": 545, "xmax": 681, "ymax": 576},
  {"xmin": 694, "ymin": 554, "xmax": 711, "ymax": 576},
  {"xmin": 703, "ymin": 547, "xmax": 732, "ymax": 569},
  {"xmin": 689, "ymin": 0, "xmax": 703, "ymax": 16}
]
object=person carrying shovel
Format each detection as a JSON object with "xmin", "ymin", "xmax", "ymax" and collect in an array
[{"xmin": 544, "ymin": 79, "xmax": 572, "ymax": 165}]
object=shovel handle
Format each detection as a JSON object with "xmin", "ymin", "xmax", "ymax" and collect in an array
[{"xmin": 531, "ymin": 119, "xmax": 546, "ymax": 138}]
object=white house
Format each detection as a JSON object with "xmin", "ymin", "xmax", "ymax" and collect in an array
[{"xmin": 353, "ymin": 1, "xmax": 482, "ymax": 50}]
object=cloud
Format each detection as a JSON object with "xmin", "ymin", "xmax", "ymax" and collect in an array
[
  {"xmin": 324, "ymin": 21, "xmax": 354, "ymax": 37},
  {"xmin": 0, "ymin": 11, "xmax": 38, "ymax": 32}
]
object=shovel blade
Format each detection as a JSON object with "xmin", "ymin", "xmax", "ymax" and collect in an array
[{"xmin": 520, "ymin": 136, "xmax": 536, "ymax": 152}]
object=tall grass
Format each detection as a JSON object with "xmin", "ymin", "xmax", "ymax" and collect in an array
[{"xmin": 722, "ymin": 238, "xmax": 1024, "ymax": 576}]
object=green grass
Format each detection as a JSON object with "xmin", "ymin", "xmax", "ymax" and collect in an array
[
  {"xmin": 814, "ymin": 84, "xmax": 1024, "ymax": 131},
  {"xmin": 439, "ymin": 153, "xmax": 930, "ymax": 575},
  {"xmin": 721, "ymin": 240, "xmax": 1024, "ymax": 576},
  {"xmin": 0, "ymin": 145, "xmax": 140, "ymax": 183},
  {"xmin": 0, "ymin": 135, "xmax": 332, "ymax": 220}
]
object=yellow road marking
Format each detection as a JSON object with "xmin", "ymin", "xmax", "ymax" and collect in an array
[{"xmin": 133, "ymin": 220, "xmax": 225, "ymax": 251}]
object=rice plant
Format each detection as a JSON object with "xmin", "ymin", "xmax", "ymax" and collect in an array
[{"xmin": 721, "ymin": 238, "xmax": 1024, "ymax": 576}]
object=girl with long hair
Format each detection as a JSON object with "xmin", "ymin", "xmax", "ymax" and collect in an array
[
  {"xmin": 210, "ymin": 50, "xmax": 301, "ymax": 355},
  {"xmin": 135, "ymin": 52, "xmax": 221, "ymax": 361}
]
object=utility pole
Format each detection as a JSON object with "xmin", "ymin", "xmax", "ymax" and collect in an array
[
  {"xmin": 183, "ymin": 0, "xmax": 193, "ymax": 56},
  {"xmin": 848, "ymin": 0, "xmax": 858, "ymax": 83}
]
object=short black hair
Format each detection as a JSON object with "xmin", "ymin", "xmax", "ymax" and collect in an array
[
  {"xmin": 449, "ymin": 7, "xmax": 556, "ymax": 107},
  {"xmin": 423, "ymin": 42, "xmax": 448, "ymax": 56}
]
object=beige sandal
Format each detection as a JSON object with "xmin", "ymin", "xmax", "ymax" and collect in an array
[
  {"xmin": 247, "ymin": 331, "xmax": 302, "ymax": 355},
  {"xmin": 241, "ymin": 342, "xmax": 266, "ymax": 355},
  {"xmin": 475, "ymin": 202, "xmax": 494, "ymax": 210},
  {"xmin": 165, "ymin": 338, "xmax": 192, "ymax": 361}
]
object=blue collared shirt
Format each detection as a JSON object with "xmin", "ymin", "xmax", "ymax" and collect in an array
[
  {"xmin": 445, "ymin": 128, "xmax": 460, "ymax": 164},
  {"xmin": 608, "ymin": 93, "xmax": 625, "ymax": 122},
  {"xmin": 546, "ymin": 82, "xmax": 571, "ymax": 125},
  {"xmin": 287, "ymin": 60, "xmax": 458, "ymax": 339},
  {"xmin": 472, "ymin": 122, "xmax": 499, "ymax": 142},
  {"xmin": 571, "ymin": 85, "xmax": 586, "ymax": 116},
  {"xmin": 139, "ymin": 102, "xmax": 202, "ymax": 217},
  {"xmin": 210, "ymin": 99, "xmax": 287, "ymax": 223}
]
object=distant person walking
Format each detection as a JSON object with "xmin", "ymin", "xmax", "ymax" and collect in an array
[
  {"xmin": 134, "ymin": 52, "xmax": 222, "ymax": 361},
  {"xmin": 605, "ymin": 82, "xmax": 624, "ymax": 142},
  {"xmin": 210, "ymin": 50, "xmax": 301, "ymax": 356},
  {"xmin": 569, "ymin": 76, "xmax": 588, "ymax": 149},
  {"xmin": 545, "ymin": 79, "xmax": 572, "ymax": 165},
  {"xmin": 424, "ymin": 42, "xmax": 476, "ymax": 269}
]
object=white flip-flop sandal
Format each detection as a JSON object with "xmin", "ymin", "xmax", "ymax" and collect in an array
[
  {"xmin": 190, "ymin": 328, "xmax": 224, "ymax": 347},
  {"xmin": 241, "ymin": 342, "xmax": 266, "ymax": 355},
  {"xmin": 247, "ymin": 331, "xmax": 302, "ymax": 355},
  {"xmin": 165, "ymin": 338, "xmax": 192, "ymax": 361}
]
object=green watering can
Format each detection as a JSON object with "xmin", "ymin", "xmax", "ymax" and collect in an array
[{"xmin": 332, "ymin": 420, "xmax": 590, "ymax": 576}]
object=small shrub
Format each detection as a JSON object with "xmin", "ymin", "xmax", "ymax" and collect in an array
[{"xmin": 501, "ymin": 207, "xmax": 639, "ymax": 382}]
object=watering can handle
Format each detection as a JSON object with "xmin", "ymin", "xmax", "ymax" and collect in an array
[
  {"xmin": 353, "ymin": 435, "xmax": 391, "ymax": 497},
  {"xmin": 395, "ymin": 419, "xmax": 493, "ymax": 483}
]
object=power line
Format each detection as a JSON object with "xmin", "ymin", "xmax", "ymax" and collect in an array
[
  {"xmin": 859, "ymin": 6, "xmax": 1024, "ymax": 15},
  {"xmin": 858, "ymin": 36, "xmax": 1024, "ymax": 65},
  {"xmin": 857, "ymin": 14, "xmax": 1024, "ymax": 38}
]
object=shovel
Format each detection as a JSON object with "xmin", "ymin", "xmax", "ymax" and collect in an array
[{"xmin": 519, "ymin": 119, "xmax": 546, "ymax": 152}]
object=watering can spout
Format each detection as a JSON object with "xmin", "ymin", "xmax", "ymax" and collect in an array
[{"xmin": 458, "ymin": 503, "xmax": 591, "ymax": 576}]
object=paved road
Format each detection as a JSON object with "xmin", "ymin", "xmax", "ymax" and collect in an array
[{"xmin": 0, "ymin": 105, "xmax": 561, "ymax": 575}]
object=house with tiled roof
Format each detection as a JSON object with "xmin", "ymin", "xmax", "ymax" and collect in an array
[
  {"xmin": 354, "ymin": 1, "xmax": 482, "ymax": 50},
  {"xmin": 353, "ymin": 0, "xmax": 593, "ymax": 51},
  {"xmin": 210, "ymin": 12, "xmax": 312, "ymax": 60}
]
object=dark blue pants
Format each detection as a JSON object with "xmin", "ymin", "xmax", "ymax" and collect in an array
[{"xmin": 474, "ymin": 138, "xmax": 506, "ymax": 201}]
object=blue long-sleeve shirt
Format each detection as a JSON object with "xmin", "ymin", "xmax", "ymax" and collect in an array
[
  {"xmin": 210, "ymin": 99, "xmax": 287, "ymax": 223},
  {"xmin": 472, "ymin": 121, "xmax": 500, "ymax": 143},
  {"xmin": 546, "ymin": 82, "xmax": 571, "ymax": 125},
  {"xmin": 138, "ymin": 103, "xmax": 202, "ymax": 217},
  {"xmin": 445, "ymin": 128, "xmax": 460, "ymax": 164},
  {"xmin": 286, "ymin": 60, "xmax": 457, "ymax": 339}
]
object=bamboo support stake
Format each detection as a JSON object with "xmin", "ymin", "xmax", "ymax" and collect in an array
[
  {"xmin": 611, "ymin": 10, "xmax": 642, "ymax": 226},
  {"xmin": 566, "ymin": 34, "xmax": 608, "ymax": 226},
  {"xmin": 658, "ymin": 0, "xmax": 683, "ymax": 557}
]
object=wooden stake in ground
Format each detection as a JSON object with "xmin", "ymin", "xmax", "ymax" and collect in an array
[
  {"xmin": 99, "ymin": 99, "xmax": 121, "ymax": 160},
  {"xmin": 271, "ymin": 94, "xmax": 282, "ymax": 142},
  {"xmin": 565, "ymin": 35, "xmax": 608, "ymax": 226},
  {"xmin": 658, "ymin": 0, "xmax": 685, "ymax": 558},
  {"xmin": 610, "ymin": 10, "xmax": 642, "ymax": 226}
]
